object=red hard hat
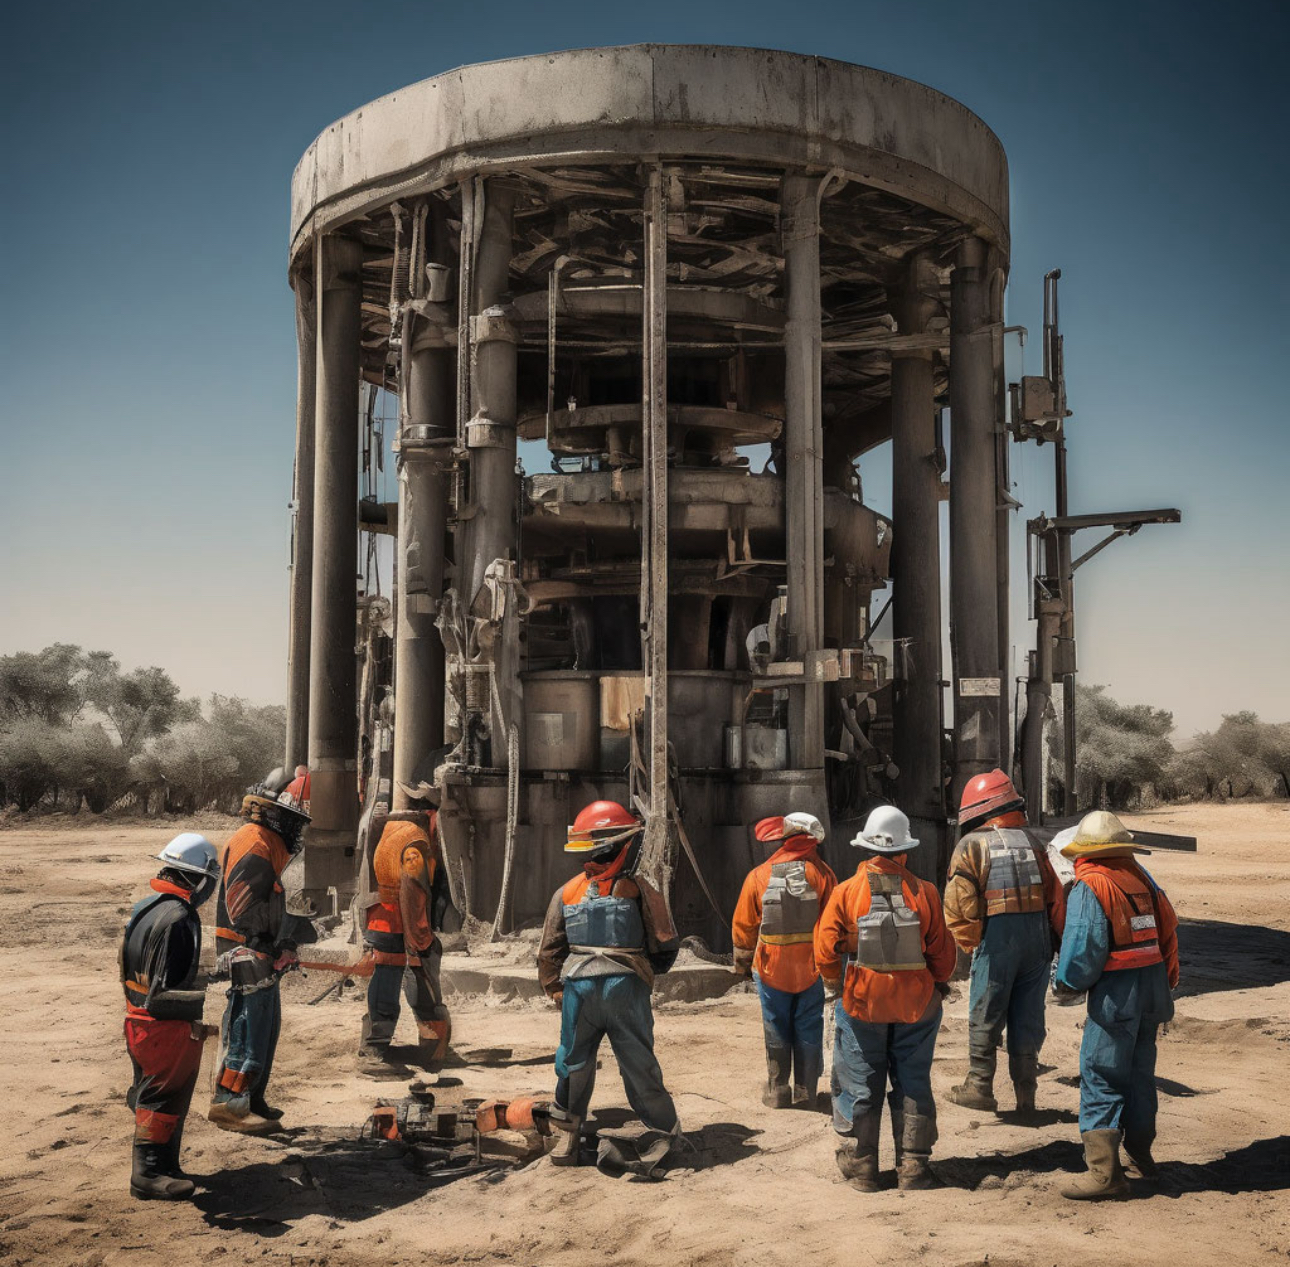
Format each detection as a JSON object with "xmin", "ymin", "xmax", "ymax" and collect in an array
[
  {"xmin": 566, "ymin": 800, "xmax": 641, "ymax": 855},
  {"xmin": 959, "ymin": 768, "xmax": 1023, "ymax": 830},
  {"xmin": 281, "ymin": 769, "xmax": 311, "ymax": 816}
]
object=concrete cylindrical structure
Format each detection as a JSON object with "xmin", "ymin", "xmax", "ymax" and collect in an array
[
  {"xmin": 889, "ymin": 253, "xmax": 944, "ymax": 878},
  {"xmin": 307, "ymin": 234, "xmax": 364, "ymax": 841},
  {"xmin": 948, "ymin": 236, "xmax": 1001, "ymax": 802},
  {"xmin": 284, "ymin": 268, "xmax": 316, "ymax": 773}
]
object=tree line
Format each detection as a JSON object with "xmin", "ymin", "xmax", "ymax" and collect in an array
[
  {"xmin": 0, "ymin": 644, "xmax": 284, "ymax": 815},
  {"xmin": 1047, "ymin": 683, "xmax": 1289, "ymax": 810},
  {"xmin": 0, "ymin": 644, "xmax": 1285, "ymax": 817}
]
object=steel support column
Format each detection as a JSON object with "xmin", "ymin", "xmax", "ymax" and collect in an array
[
  {"xmin": 392, "ymin": 315, "xmax": 453, "ymax": 808},
  {"xmin": 307, "ymin": 234, "xmax": 363, "ymax": 845},
  {"xmin": 889, "ymin": 252, "xmax": 944, "ymax": 878},
  {"xmin": 781, "ymin": 173, "xmax": 825, "ymax": 770},
  {"xmin": 949, "ymin": 236, "xmax": 1001, "ymax": 804},
  {"xmin": 285, "ymin": 265, "xmax": 316, "ymax": 773}
]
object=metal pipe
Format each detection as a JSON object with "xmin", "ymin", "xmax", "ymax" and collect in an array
[
  {"xmin": 285, "ymin": 264, "xmax": 316, "ymax": 772},
  {"xmin": 392, "ymin": 312, "xmax": 454, "ymax": 808},
  {"xmin": 889, "ymin": 252, "xmax": 943, "ymax": 878},
  {"xmin": 639, "ymin": 166, "xmax": 671, "ymax": 877},
  {"xmin": 780, "ymin": 172, "xmax": 824, "ymax": 770},
  {"xmin": 949, "ymin": 236, "xmax": 1001, "ymax": 803},
  {"xmin": 464, "ymin": 183, "xmax": 517, "ymax": 609},
  {"xmin": 307, "ymin": 233, "xmax": 364, "ymax": 837}
]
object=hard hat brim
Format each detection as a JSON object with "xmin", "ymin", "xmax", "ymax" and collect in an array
[
  {"xmin": 849, "ymin": 835, "xmax": 920, "ymax": 852},
  {"xmin": 154, "ymin": 851, "xmax": 216, "ymax": 877}
]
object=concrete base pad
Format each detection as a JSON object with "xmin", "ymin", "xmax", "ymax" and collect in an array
[{"xmin": 440, "ymin": 954, "xmax": 741, "ymax": 1005}]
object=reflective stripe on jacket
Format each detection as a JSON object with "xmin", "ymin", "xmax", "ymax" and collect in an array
[
  {"xmin": 944, "ymin": 822, "xmax": 1066, "ymax": 953},
  {"xmin": 814, "ymin": 855, "xmax": 957, "ymax": 1024},
  {"xmin": 731, "ymin": 844, "xmax": 837, "ymax": 994},
  {"xmin": 1073, "ymin": 857, "xmax": 1177, "ymax": 975}
]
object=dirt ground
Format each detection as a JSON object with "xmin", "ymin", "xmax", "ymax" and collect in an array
[{"xmin": 0, "ymin": 802, "xmax": 1286, "ymax": 1267}]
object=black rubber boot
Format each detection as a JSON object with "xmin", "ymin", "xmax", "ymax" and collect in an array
[
  {"xmin": 763, "ymin": 1042, "xmax": 793, "ymax": 1109},
  {"xmin": 131, "ymin": 1143, "xmax": 195, "ymax": 1201},
  {"xmin": 1009, "ymin": 1052, "xmax": 1039, "ymax": 1115},
  {"xmin": 160, "ymin": 1121, "xmax": 188, "ymax": 1180},
  {"xmin": 250, "ymin": 1095, "xmax": 284, "ymax": 1121},
  {"xmin": 1123, "ymin": 1134, "xmax": 1159, "ymax": 1179}
]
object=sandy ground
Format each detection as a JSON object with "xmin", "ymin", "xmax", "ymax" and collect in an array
[{"xmin": 0, "ymin": 802, "xmax": 1287, "ymax": 1267}]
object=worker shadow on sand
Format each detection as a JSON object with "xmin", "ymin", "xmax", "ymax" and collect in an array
[
  {"xmin": 191, "ymin": 1142, "xmax": 439, "ymax": 1236},
  {"xmin": 1175, "ymin": 919, "xmax": 1290, "ymax": 998},
  {"xmin": 935, "ymin": 1135, "xmax": 1290, "ymax": 1196}
]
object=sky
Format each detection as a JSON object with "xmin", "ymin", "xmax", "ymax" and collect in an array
[{"xmin": 1, "ymin": 0, "xmax": 1286, "ymax": 739}]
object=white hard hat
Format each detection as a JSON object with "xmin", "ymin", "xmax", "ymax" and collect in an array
[
  {"xmin": 782, "ymin": 811, "xmax": 826, "ymax": 843},
  {"xmin": 155, "ymin": 832, "xmax": 220, "ymax": 907},
  {"xmin": 851, "ymin": 805, "xmax": 919, "ymax": 853}
]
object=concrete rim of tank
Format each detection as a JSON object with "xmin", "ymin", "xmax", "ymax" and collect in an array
[{"xmin": 289, "ymin": 43, "xmax": 1010, "ymax": 265}]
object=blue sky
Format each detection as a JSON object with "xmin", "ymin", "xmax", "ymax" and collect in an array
[{"xmin": 1, "ymin": 0, "xmax": 1286, "ymax": 737}]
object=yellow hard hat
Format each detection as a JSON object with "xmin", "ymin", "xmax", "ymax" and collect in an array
[{"xmin": 1059, "ymin": 810, "xmax": 1147, "ymax": 860}]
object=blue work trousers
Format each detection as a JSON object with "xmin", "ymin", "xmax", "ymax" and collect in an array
[
  {"xmin": 1078, "ymin": 967, "xmax": 1171, "ymax": 1141},
  {"xmin": 554, "ymin": 973, "xmax": 678, "ymax": 1132},
  {"xmin": 214, "ymin": 980, "xmax": 281, "ymax": 1108},
  {"xmin": 967, "ymin": 911, "xmax": 1052, "ymax": 1075},
  {"xmin": 831, "ymin": 998, "xmax": 941, "ymax": 1140},
  {"xmin": 755, "ymin": 974, "xmax": 824, "ymax": 1091}
]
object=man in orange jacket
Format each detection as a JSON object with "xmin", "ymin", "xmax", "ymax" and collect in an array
[
  {"xmin": 358, "ymin": 810, "xmax": 453, "ymax": 1075},
  {"xmin": 1056, "ymin": 811, "xmax": 1180, "ymax": 1200},
  {"xmin": 815, "ymin": 804, "xmax": 957, "ymax": 1192},
  {"xmin": 731, "ymin": 812, "xmax": 837, "ymax": 1108},
  {"xmin": 944, "ymin": 769, "xmax": 1066, "ymax": 1114}
]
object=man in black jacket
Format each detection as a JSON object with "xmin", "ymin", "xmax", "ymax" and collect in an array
[{"xmin": 121, "ymin": 833, "xmax": 220, "ymax": 1200}]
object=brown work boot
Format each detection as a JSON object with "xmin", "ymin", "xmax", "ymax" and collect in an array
[
  {"xmin": 207, "ymin": 1100, "xmax": 277, "ymax": 1135},
  {"xmin": 1123, "ymin": 1135, "xmax": 1159, "ymax": 1179},
  {"xmin": 550, "ymin": 1116, "xmax": 584, "ymax": 1167},
  {"xmin": 835, "ymin": 1141, "xmax": 880, "ymax": 1192},
  {"xmin": 131, "ymin": 1144, "xmax": 195, "ymax": 1200},
  {"xmin": 897, "ymin": 1156, "xmax": 940, "ymax": 1190},
  {"xmin": 1062, "ymin": 1130, "xmax": 1130, "ymax": 1200},
  {"xmin": 948, "ymin": 1076, "xmax": 998, "ymax": 1112}
]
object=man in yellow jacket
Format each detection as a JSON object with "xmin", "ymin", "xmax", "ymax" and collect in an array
[{"xmin": 731, "ymin": 812, "xmax": 837, "ymax": 1108}]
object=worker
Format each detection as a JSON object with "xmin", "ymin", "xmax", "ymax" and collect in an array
[
  {"xmin": 815, "ymin": 805, "xmax": 957, "ymax": 1191},
  {"xmin": 944, "ymin": 769, "xmax": 1066, "ymax": 1114},
  {"xmin": 208, "ymin": 779, "xmax": 313, "ymax": 1133},
  {"xmin": 731, "ymin": 812, "xmax": 837, "ymax": 1108},
  {"xmin": 121, "ymin": 833, "xmax": 221, "ymax": 1200},
  {"xmin": 357, "ymin": 809, "xmax": 453, "ymax": 1076},
  {"xmin": 536, "ymin": 800, "xmax": 682, "ymax": 1168},
  {"xmin": 1056, "ymin": 811, "xmax": 1179, "ymax": 1200}
]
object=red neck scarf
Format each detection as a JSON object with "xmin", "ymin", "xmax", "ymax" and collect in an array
[
  {"xmin": 985, "ymin": 810, "xmax": 1027, "ymax": 830},
  {"xmin": 769, "ymin": 837, "xmax": 819, "ymax": 865},
  {"xmin": 584, "ymin": 843, "xmax": 632, "ymax": 885},
  {"xmin": 150, "ymin": 877, "xmax": 193, "ymax": 901}
]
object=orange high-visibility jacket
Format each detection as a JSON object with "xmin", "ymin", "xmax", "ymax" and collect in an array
[
  {"xmin": 814, "ymin": 854, "xmax": 957, "ymax": 1024},
  {"xmin": 1075, "ymin": 857, "xmax": 1180, "ymax": 986},
  {"xmin": 731, "ymin": 845, "xmax": 837, "ymax": 994},
  {"xmin": 215, "ymin": 822, "xmax": 292, "ymax": 956},
  {"xmin": 366, "ymin": 818, "xmax": 438, "ymax": 959}
]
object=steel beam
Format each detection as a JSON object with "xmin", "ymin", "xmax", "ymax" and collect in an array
[
  {"xmin": 949, "ymin": 236, "xmax": 1001, "ymax": 802},
  {"xmin": 307, "ymin": 234, "xmax": 363, "ymax": 840},
  {"xmin": 781, "ymin": 173, "xmax": 825, "ymax": 769},
  {"xmin": 889, "ymin": 253, "xmax": 944, "ymax": 877},
  {"xmin": 285, "ymin": 265, "xmax": 316, "ymax": 773}
]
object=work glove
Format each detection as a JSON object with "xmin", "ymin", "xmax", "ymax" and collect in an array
[
  {"xmin": 190, "ymin": 1022, "xmax": 219, "ymax": 1042},
  {"xmin": 549, "ymin": 990, "xmax": 563, "ymax": 1008},
  {"xmin": 273, "ymin": 949, "xmax": 300, "ymax": 974}
]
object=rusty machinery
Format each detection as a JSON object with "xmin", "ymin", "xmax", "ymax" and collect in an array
[{"xmin": 283, "ymin": 47, "xmax": 1038, "ymax": 943}]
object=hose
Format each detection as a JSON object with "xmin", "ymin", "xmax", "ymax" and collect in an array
[{"xmin": 679, "ymin": 936, "xmax": 732, "ymax": 967}]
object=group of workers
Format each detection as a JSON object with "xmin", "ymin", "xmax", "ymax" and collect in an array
[{"xmin": 121, "ymin": 766, "xmax": 1178, "ymax": 1204}]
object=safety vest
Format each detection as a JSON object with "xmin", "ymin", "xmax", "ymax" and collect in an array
[
  {"xmin": 855, "ymin": 871, "xmax": 925, "ymax": 972},
  {"xmin": 1080, "ymin": 862, "xmax": 1165, "ymax": 972},
  {"xmin": 564, "ymin": 879, "xmax": 646, "ymax": 952},
  {"xmin": 120, "ymin": 891, "xmax": 195, "ymax": 1011},
  {"xmin": 981, "ymin": 828, "xmax": 1046, "ymax": 917},
  {"xmin": 760, "ymin": 859, "xmax": 818, "ymax": 946}
]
